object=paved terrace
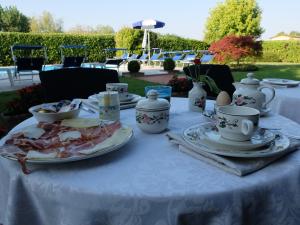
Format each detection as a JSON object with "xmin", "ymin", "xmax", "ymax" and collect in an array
[{"xmin": 0, "ymin": 65, "xmax": 184, "ymax": 93}]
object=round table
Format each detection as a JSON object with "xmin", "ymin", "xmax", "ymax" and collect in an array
[
  {"xmin": 265, "ymin": 84, "xmax": 300, "ymax": 124},
  {"xmin": 1, "ymin": 98, "xmax": 300, "ymax": 225}
]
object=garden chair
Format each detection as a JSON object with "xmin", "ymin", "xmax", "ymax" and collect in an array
[
  {"xmin": 39, "ymin": 67, "xmax": 119, "ymax": 102},
  {"xmin": 138, "ymin": 53, "xmax": 149, "ymax": 64},
  {"xmin": 183, "ymin": 64, "xmax": 235, "ymax": 99},
  {"xmin": 200, "ymin": 54, "xmax": 214, "ymax": 63},
  {"xmin": 127, "ymin": 54, "xmax": 139, "ymax": 61},
  {"xmin": 180, "ymin": 53, "xmax": 196, "ymax": 67},
  {"xmin": 11, "ymin": 44, "xmax": 47, "ymax": 81},
  {"xmin": 60, "ymin": 45, "xmax": 87, "ymax": 68}
]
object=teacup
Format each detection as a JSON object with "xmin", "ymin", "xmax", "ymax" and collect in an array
[
  {"xmin": 216, "ymin": 105, "xmax": 260, "ymax": 141},
  {"xmin": 106, "ymin": 83, "xmax": 129, "ymax": 101}
]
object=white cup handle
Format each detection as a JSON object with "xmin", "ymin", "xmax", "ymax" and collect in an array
[
  {"xmin": 241, "ymin": 119, "xmax": 254, "ymax": 135},
  {"xmin": 258, "ymin": 86, "xmax": 275, "ymax": 108}
]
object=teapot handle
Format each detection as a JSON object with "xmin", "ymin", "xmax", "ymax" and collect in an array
[{"xmin": 258, "ymin": 86, "xmax": 275, "ymax": 108}]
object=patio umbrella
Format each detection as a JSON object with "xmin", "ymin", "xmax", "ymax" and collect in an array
[{"xmin": 132, "ymin": 19, "xmax": 165, "ymax": 61}]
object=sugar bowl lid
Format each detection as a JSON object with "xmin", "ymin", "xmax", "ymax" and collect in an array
[
  {"xmin": 136, "ymin": 90, "xmax": 170, "ymax": 111},
  {"xmin": 241, "ymin": 73, "xmax": 260, "ymax": 85}
]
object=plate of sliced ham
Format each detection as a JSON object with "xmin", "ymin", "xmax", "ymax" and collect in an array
[{"xmin": 0, "ymin": 118, "xmax": 133, "ymax": 173}]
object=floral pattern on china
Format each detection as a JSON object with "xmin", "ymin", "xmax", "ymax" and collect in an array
[
  {"xmin": 232, "ymin": 94, "xmax": 256, "ymax": 106},
  {"xmin": 217, "ymin": 116, "xmax": 238, "ymax": 129},
  {"xmin": 136, "ymin": 112, "xmax": 169, "ymax": 125},
  {"xmin": 193, "ymin": 96, "xmax": 206, "ymax": 110}
]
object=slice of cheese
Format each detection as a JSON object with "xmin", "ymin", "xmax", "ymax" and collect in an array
[
  {"xmin": 26, "ymin": 150, "xmax": 57, "ymax": 159},
  {"xmin": 61, "ymin": 118, "xmax": 103, "ymax": 128},
  {"xmin": 22, "ymin": 125, "xmax": 45, "ymax": 139},
  {"xmin": 59, "ymin": 131, "xmax": 81, "ymax": 142}
]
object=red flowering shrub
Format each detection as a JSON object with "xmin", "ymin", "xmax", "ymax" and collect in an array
[
  {"xmin": 167, "ymin": 76, "xmax": 192, "ymax": 92},
  {"xmin": 5, "ymin": 84, "xmax": 45, "ymax": 115},
  {"xmin": 209, "ymin": 35, "xmax": 262, "ymax": 64},
  {"xmin": 194, "ymin": 58, "xmax": 201, "ymax": 65}
]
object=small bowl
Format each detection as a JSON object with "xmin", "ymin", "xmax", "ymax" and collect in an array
[{"xmin": 29, "ymin": 103, "xmax": 80, "ymax": 123}]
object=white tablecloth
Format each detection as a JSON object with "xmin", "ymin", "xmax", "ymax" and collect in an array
[
  {"xmin": 1, "ymin": 98, "xmax": 300, "ymax": 225},
  {"xmin": 267, "ymin": 85, "xmax": 300, "ymax": 124}
]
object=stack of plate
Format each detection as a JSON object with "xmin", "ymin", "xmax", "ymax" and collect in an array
[
  {"xmin": 85, "ymin": 93, "xmax": 142, "ymax": 111},
  {"xmin": 262, "ymin": 78, "xmax": 300, "ymax": 87},
  {"xmin": 182, "ymin": 123, "xmax": 290, "ymax": 158}
]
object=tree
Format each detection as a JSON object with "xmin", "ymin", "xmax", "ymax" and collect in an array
[
  {"xmin": 94, "ymin": 25, "xmax": 114, "ymax": 35},
  {"xmin": 67, "ymin": 25, "xmax": 94, "ymax": 34},
  {"xmin": 204, "ymin": 0, "xmax": 263, "ymax": 43},
  {"xmin": 30, "ymin": 11, "xmax": 63, "ymax": 33},
  {"xmin": 0, "ymin": 5, "xmax": 30, "ymax": 32},
  {"xmin": 289, "ymin": 31, "xmax": 300, "ymax": 37},
  {"xmin": 115, "ymin": 27, "xmax": 144, "ymax": 52},
  {"xmin": 67, "ymin": 24, "xmax": 114, "ymax": 35},
  {"xmin": 209, "ymin": 35, "xmax": 262, "ymax": 65}
]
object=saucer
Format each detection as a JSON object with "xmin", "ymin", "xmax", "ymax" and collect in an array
[
  {"xmin": 184, "ymin": 123, "xmax": 276, "ymax": 151},
  {"xmin": 120, "ymin": 94, "xmax": 141, "ymax": 104},
  {"xmin": 120, "ymin": 94, "xmax": 135, "ymax": 102},
  {"xmin": 182, "ymin": 123, "xmax": 290, "ymax": 158},
  {"xmin": 262, "ymin": 78, "xmax": 300, "ymax": 87},
  {"xmin": 88, "ymin": 93, "xmax": 141, "ymax": 104}
]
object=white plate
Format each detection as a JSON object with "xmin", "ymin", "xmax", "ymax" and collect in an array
[
  {"xmin": 182, "ymin": 123, "xmax": 290, "ymax": 157},
  {"xmin": 82, "ymin": 99, "xmax": 137, "ymax": 111},
  {"xmin": 184, "ymin": 123, "xmax": 275, "ymax": 151},
  {"xmin": 120, "ymin": 94, "xmax": 135, "ymax": 102},
  {"xmin": 262, "ymin": 78, "xmax": 300, "ymax": 87},
  {"xmin": 0, "ymin": 124, "xmax": 133, "ymax": 164},
  {"xmin": 88, "ymin": 93, "xmax": 141, "ymax": 105}
]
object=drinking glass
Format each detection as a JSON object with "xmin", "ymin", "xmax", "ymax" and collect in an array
[{"xmin": 145, "ymin": 85, "xmax": 172, "ymax": 102}]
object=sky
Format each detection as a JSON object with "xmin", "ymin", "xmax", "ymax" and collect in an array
[{"xmin": 0, "ymin": 0, "xmax": 299, "ymax": 40}]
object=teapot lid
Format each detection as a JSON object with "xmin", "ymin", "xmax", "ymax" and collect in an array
[
  {"xmin": 240, "ymin": 73, "xmax": 260, "ymax": 85},
  {"xmin": 136, "ymin": 90, "xmax": 170, "ymax": 110}
]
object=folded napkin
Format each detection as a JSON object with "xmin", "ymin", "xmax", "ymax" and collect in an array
[{"xmin": 166, "ymin": 132, "xmax": 300, "ymax": 176}]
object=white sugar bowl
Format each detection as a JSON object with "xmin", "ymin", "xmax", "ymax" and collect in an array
[{"xmin": 136, "ymin": 90, "xmax": 170, "ymax": 133}]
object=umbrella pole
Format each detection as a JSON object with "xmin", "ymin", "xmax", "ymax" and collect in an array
[{"xmin": 148, "ymin": 30, "xmax": 151, "ymax": 65}]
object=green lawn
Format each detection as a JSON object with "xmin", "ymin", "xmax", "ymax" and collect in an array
[
  {"xmin": 119, "ymin": 76, "xmax": 158, "ymax": 96},
  {"xmin": 232, "ymin": 64, "xmax": 300, "ymax": 82}
]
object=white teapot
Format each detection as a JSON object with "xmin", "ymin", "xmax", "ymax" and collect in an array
[{"xmin": 232, "ymin": 73, "xmax": 275, "ymax": 112}]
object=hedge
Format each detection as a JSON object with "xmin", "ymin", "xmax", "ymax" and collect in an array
[
  {"xmin": 157, "ymin": 34, "xmax": 209, "ymax": 51},
  {"xmin": 259, "ymin": 41, "xmax": 300, "ymax": 63},
  {"xmin": 0, "ymin": 32, "xmax": 115, "ymax": 65}
]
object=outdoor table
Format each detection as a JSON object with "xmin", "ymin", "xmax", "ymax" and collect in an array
[
  {"xmin": 0, "ymin": 66, "xmax": 15, "ymax": 87},
  {"xmin": 268, "ymin": 85, "xmax": 300, "ymax": 124},
  {"xmin": 1, "ymin": 98, "xmax": 300, "ymax": 225}
]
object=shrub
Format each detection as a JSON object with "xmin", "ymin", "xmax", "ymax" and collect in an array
[
  {"xmin": 209, "ymin": 35, "xmax": 262, "ymax": 65},
  {"xmin": 127, "ymin": 60, "xmax": 140, "ymax": 73},
  {"xmin": 5, "ymin": 83, "xmax": 45, "ymax": 115},
  {"xmin": 167, "ymin": 75, "xmax": 192, "ymax": 92},
  {"xmin": 257, "ymin": 41, "xmax": 300, "ymax": 63},
  {"xmin": 230, "ymin": 64, "xmax": 259, "ymax": 72},
  {"xmin": 163, "ymin": 58, "xmax": 175, "ymax": 71}
]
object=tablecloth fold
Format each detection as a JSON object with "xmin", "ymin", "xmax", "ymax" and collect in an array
[{"xmin": 166, "ymin": 132, "xmax": 300, "ymax": 176}]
